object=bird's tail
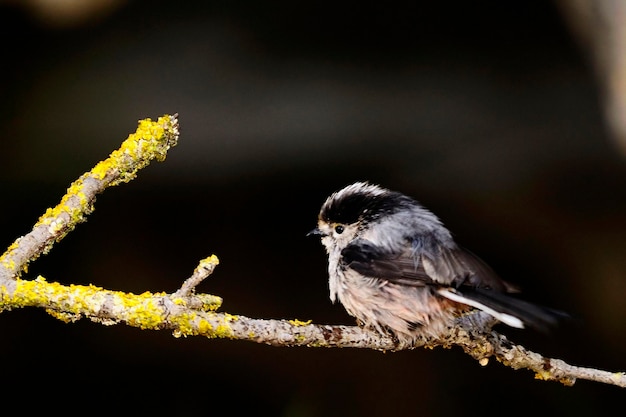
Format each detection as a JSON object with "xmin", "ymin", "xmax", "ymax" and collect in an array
[{"xmin": 437, "ymin": 287, "xmax": 567, "ymax": 331}]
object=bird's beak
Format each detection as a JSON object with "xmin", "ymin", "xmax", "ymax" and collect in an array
[{"xmin": 307, "ymin": 228, "xmax": 325, "ymax": 237}]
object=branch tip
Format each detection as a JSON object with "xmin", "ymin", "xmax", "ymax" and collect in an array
[{"xmin": 174, "ymin": 255, "xmax": 220, "ymax": 298}]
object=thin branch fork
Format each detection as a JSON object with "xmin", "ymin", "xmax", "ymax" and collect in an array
[{"xmin": 0, "ymin": 114, "xmax": 624, "ymax": 389}]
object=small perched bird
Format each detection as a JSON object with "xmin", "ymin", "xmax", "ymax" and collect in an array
[{"xmin": 309, "ymin": 182, "xmax": 563, "ymax": 345}]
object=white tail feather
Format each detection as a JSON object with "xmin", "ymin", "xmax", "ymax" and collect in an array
[{"xmin": 437, "ymin": 288, "xmax": 525, "ymax": 329}]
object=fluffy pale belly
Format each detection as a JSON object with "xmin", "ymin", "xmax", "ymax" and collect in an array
[{"xmin": 330, "ymin": 269, "xmax": 461, "ymax": 342}]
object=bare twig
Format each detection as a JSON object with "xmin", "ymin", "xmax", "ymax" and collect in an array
[{"xmin": 173, "ymin": 255, "xmax": 220, "ymax": 298}]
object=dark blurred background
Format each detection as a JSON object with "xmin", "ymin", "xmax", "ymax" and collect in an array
[{"xmin": 1, "ymin": 1, "xmax": 624, "ymax": 416}]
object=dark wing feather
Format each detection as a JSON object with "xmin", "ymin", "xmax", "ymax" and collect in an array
[
  {"xmin": 422, "ymin": 245, "xmax": 512, "ymax": 291},
  {"xmin": 340, "ymin": 239, "xmax": 432, "ymax": 286},
  {"xmin": 341, "ymin": 238, "xmax": 511, "ymax": 291}
]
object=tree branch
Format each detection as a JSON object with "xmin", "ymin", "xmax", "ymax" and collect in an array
[
  {"xmin": 0, "ymin": 114, "xmax": 180, "ymax": 289},
  {"xmin": 1, "ymin": 114, "xmax": 624, "ymax": 389}
]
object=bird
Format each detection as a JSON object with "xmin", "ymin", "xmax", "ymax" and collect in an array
[{"xmin": 309, "ymin": 181, "xmax": 564, "ymax": 345}]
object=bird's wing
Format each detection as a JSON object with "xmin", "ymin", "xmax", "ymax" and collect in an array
[
  {"xmin": 341, "ymin": 238, "xmax": 565, "ymax": 331},
  {"xmin": 341, "ymin": 237, "xmax": 509, "ymax": 291},
  {"xmin": 340, "ymin": 238, "xmax": 431, "ymax": 286},
  {"xmin": 422, "ymin": 244, "xmax": 511, "ymax": 291}
]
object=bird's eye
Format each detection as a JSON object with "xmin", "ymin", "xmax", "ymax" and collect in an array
[{"xmin": 334, "ymin": 225, "xmax": 344, "ymax": 234}]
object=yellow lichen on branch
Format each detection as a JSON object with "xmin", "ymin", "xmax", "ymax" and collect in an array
[
  {"xmin": 0, "ymin": 114, "xmax": 179, "ymax": 283},
  {"xmin": 90, "ymin": 115, "xmax": 178, "ymax": 184},
  {"xmin": 0, "ymin": 275, "xmax": 224, "ymax": 335},
  {"xmin": 174, "ymin": 255, "xmax": 220, "ymax": 298}
]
